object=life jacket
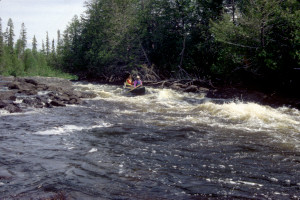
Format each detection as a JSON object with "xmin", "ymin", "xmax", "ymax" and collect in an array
[
  {"xmin": 125, "ymin": 78, "xmax": 133, "ymax": 86},
  {"xmin": 134, "ymin": 80, "xmax": 142, "ymax": 87}
]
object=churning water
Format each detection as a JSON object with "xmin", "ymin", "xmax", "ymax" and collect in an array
[{"xmin": 0, "ymin": 83, "xmax": 299, "ymax": 199}]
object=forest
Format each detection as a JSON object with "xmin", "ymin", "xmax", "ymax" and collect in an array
[{"xmin": 0, "ymin": 0, "xmax": 299, "ymax": 93}]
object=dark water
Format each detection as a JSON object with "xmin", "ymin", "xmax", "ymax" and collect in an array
[{"xmin": 0, "ymin": 83, "xmax": 299, "ymax": 199}]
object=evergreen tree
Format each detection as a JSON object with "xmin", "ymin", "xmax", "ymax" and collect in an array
[
  {"xmin": 3, "ymin": 27, "xmax": 8, "ymax": 45},
  {"xmin": 45, "ymin": 31, "xmax": 50, "ymax": 56},
  {"xmin": 15, "ymin": 39, "xmax": 23, "ymax": 58},
  {"xmin": 56, "ymin": 30, "xmax": 63, "ymax": 55},
  {"xmin": 19, "ymin": 22, "xmax": 27, "ymax": 54},
  {"xmin": 41, "ymin": 40, "xmax": 46, "ymax": 55},
  {"xmin": 51, "ymin": 39, "xmax": 55, "ymax": 54},
  {"xmin": 0, "ymin": 17, "xmax": 3, "ymax": 57},
  {"xmin": 32, "ymin": 35, "xmax": 37, "ymax": 53},
  {"xmin": 24, "ymin": 49, "xmax": 37, "ymax": 73},
  {"xmin": 7, "ymin": 18, "xmax": 15, "ymax": 53}
]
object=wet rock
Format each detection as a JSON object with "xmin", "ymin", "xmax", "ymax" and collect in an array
[
  {"xmin": 8, "ymin": 82, "xmax": 23, "ymax": 90},
  {"xmin": 4, "ymin": 104, "xmax": 22, "ymax": 113},
  {"xmin": 0, "ymin": 100, "xmax": 8, "ymax": 108},
  {"xmin": 0, "ymin": 91, "xmax": 17, "ymax": 101},
  {"xmin": 50, "ymin": 100, "xmax": 66, "ymax": 107},
  {"xmin": 36, "ymin": 96, "xmax": 50, "ymax": 104},
  {"xmin": 69, "ymin": 96, "xmax": 82, "ymax": 104},
  {"xmin": 22, "ymin": 98, "xmax": 44, "ymax": 108},
  {"xmin": 45, "ymin": 102, "xmax": 53, "ymax": 108},
  {"xmin": 18, "ymin": 89, "xmax": 38, "ymax": 96},
  {"xmin": 56, "ymin": 94, "xmax": 70, "ymax": 102},
  {"xmin": 24, "ymin": 78, "xmax": 39, "ymax": 86}
]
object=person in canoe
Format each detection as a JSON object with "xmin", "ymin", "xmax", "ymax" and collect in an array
[
  {"xmin": 125, "ymin": 74, "xmax": 134, "ymax": 88},
  {"xmin": 134, "ymin": 76, "xmax": 143, "ymax": 88}
]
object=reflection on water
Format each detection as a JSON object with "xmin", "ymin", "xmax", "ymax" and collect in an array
[{"xmin": 0, "ymin": 83, "xmax": 299, "ymax": 199}]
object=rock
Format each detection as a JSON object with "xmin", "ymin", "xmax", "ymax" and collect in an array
[
  {"xmin": 24, "ymin": 78, "xmax": 39, "ymax": 86},
  {"xmin": 36, "ymin": 96, "xmax": 50, "ymax": 104},
  {"xmin": 19, "ymin": 89, "xmax": 38, "ymax": 95},
  {"xmin": 50, "ymin": 100, "xmax": 66, "ymax": 107},
  {"xmin": 8, "ymin": 82, "xmax": 23, "ymax": 90},
  {"xmin": 22, "ymin": 98, "xmax": 43, "ymax": 108},
  {"xmin": 69, "ymin": 96, "xmax": 83, "ymax": 104},
  {"xmin": 0, "ymin": 91, "xmax": 17, "ymax": 101},
  {"xmin": 45, "ymin": 102, "xmax": 53, "ymax": 108},
  {"xmin": 4, "ymin": 104, "xmax": 22, "ymax": 113},
  {"xmin": 57, "ymin": 94, "xmax": 70, "ymax": 102},
  {"xmin": 0, "ymin": 100, "xmax": 8, "ymax": 108}
]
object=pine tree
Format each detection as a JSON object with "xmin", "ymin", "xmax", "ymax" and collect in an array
[
  {"xmin": 41, "ymin": 40, "xmax": 46, "ymax": 55},
  {"xmin": 32, "ymin": 35, "xmax": 37, "ymax": 53},
  {"xmin": 51, "ymin": 39, "xmax": 55, "ymax": 55},
  {"xmin": 3, "ymin": 27, "xmax": 8, "ymax": 45},
  {"xmin": 45, "ymin": 31, "xmax": 50, "ymax": 56},
  {"xmin": 56, "ymin": 30, "xmax": 63, "ymax": 55},
  {"xmin": 0, "ymin": 17, "xmax": 3, "ymax": 57},
  {"xmin": 7, "ymin": 18, "xmax": 15, "ymax": 53},
  {"xmin": 20, "ymin": 22, "xmax": 27, "ymax": 54}
]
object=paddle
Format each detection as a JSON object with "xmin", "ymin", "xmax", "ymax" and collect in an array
[{"xmin": 125, "ymin": 84, "xmax": 142, "ymax": 93}]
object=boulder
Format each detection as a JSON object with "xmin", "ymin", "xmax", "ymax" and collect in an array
[
  {"xmin": 22, "ymin": 98, "xmax": 43, "ymax": 108},
  {"xmin": 19, "ymin": 89, "xmax": 38, "ymax": 95},
  {"xmin": 24, "ymin": 78, "xmax": 39, "ymax": 86},
  {"xmin": 50, "ymin": 100, "xmax": 66, "ymax": 107},
  {"xmin": 0, "ymin": 91, "xmax": 17, "ymax": 101},
  {"xmin": 69, "ymin": 96, "xmax": 83, "ymax": 104},
  {"xmin": 8, "ymin": 82, "xmax": 23, "ymax": 90},
  {"xmin": 4, "ymin": 104, "xmax": 22, "ymax": 113},
  {"xmin": 0, "ymin": 100, "xmax": 8, "ymax": 108}
]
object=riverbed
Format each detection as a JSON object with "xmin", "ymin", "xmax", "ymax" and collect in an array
[{"xmin": 0, "ymin": 83, "xmax": 299, "ymax": 199}]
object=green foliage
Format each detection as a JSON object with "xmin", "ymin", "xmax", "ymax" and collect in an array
[
  {"xmin": 210, "ymin": 0, "xmax": 300, "ymax": 86},
  {"xmin": 0, "ymin": 18, "xmax": 76, "ymax": 80}
]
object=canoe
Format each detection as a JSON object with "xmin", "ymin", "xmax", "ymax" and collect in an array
[{"xmin": 125, "ymin": 86, "xmax": 146, "ymax": 95}]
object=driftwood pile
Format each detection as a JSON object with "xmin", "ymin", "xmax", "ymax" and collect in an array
[{"xmin": 144, "ymin": 79, "xmax": 212, "ymax": 93}]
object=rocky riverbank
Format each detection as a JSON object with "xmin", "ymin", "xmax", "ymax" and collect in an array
[{"xmin": 0, "ymin": 76, "xmax": 97, "ymax": 113}]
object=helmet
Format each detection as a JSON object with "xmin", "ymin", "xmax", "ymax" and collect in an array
[{"xmin": 136, "ymin": 76, "xmax": 140, "ymax": 79}]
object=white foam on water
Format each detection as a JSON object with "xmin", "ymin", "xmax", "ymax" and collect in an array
[
  {"xmin": 35, "ymin": 125, "xmax": 84, "ymax": 135},
  {"xmin": 207, "ymin": 178, "xmax": 263, "ymax": 188},
  {"xmin": 73, "ymin": 82, "xmax": 300, "ymax": 149},
  {"xmin": 89, "ymin": 148, "xmax": 98, "ymax": 153},
  {"xmin": 35, "ymin": 122, "xmax": 113, "ymax": 135},
  {"xmin": 0, "ymin": 109, "xmax": 10, "ymax": 115}
]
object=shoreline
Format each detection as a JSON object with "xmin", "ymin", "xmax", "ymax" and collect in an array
[{"xmin": 1, "ymin": 76, "xmax": 299, "ymax": 114}]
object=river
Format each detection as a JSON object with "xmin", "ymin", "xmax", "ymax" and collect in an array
[{"xmin": 0, "ymin": 83, "xmax": 299, "ymax": 199}]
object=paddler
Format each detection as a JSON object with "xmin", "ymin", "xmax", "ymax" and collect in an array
[
  {"xmin": 125, "ymin": 74, "xmax": 133, "ymax": 88},
  {"xmin": 134, "ymin": 75, "xmax": 143, "ymax": 88}
]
